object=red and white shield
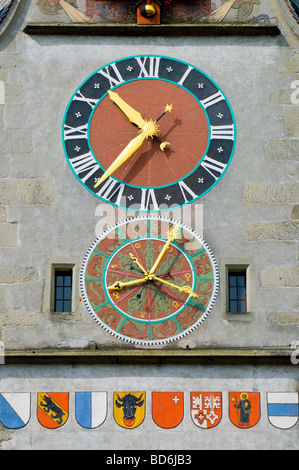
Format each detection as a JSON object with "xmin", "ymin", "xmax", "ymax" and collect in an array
[
  {"xmin": 191, "ymin": 392, "xmax": 222, "ymax": 428},
  {"xmin": 152, "ymin": 392, "xmax": 184, "ymax": 429}
]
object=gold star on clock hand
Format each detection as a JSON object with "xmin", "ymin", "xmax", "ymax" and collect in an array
[{"xmin": 156, "ymin": 104, "xmax": 173, "ymax": 122}]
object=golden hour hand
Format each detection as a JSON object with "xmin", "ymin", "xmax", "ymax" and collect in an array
[
  {"xmin": 152, "ymin": 275, "xmax": 198, "ymax": 298},
  {"xmin": 94, "ymin": 97, "xmax": 173, "ymax": 188},
  {"xmin": 148, "ymin": 224, "xmax": 181, "ymax": 275},
  {"xmin": 94, "ymin": 132, "xmax": 147, "ymax": 188},
  {"xmin": 107, "ymin": 276, "xmax": 148, "ymax": 291}
]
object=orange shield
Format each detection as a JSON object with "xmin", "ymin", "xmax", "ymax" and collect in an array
[
  {"xmin": 37, "ymin": 393, "xmax": 69, "ymax": 429},
  {"xmin": 152, "ymin": 392, "xmax": 184, "ymax": 429},
  {"xmin": 229, "ymin": 392, "xmax": 260, "ymax": 429}
]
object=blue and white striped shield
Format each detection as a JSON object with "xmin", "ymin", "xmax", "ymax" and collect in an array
[
  {"xmin": 267, "ymin": 392, "xmax": 299, "ymax": 429},
  {"xmin": 75, "ymin": 392, "xmax": 107, "ymax": 429},
  {"xmin": 0, "ymin": 392, "xmax": 31, "ymax": 429}
]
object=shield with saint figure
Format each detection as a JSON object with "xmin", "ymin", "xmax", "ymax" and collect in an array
[{"xmin": 229, "ymin": 392, "xmax": 260, "ymax": 429}]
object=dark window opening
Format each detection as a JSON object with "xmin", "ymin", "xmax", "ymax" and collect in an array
[
  {"xmin": 54, "ymin": 269, "xmax": 72, "ymax": 312},
  {"xmin": 228, "ymin": 270, "xmax": 246, "ymax": 313}
]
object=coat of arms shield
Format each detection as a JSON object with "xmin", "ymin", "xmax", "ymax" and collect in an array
[
  {"xmin": 75, "ymin": 391, "xmax": 107, "ymax": 429},
  {"xmin": 229, "ymin": 392, "xmax": 260, "ymax": 429},
  {"xmin": 190, "ymin": 392, "xmax": 222, "ymax": 428},
  {"xmin": 152, "ymin": 392, "xmax": 184, "ymax": 429},
  {"xmin": 0, "ymin": 392, "xmax": 31, "ymax": 429},
  {"xmin": 113, "ymin": 392, "xmax": 145, "ymax": 429},
  {"xmin": 37, "ymin": 392, "xmax": 69, "ymax": 429},
  {"xmin": 267, "ymin": 392, "xmax": 299, "ymax": 429}
]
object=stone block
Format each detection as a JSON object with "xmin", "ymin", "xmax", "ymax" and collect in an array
[
  {"xmin": 283, "ymin": 58, "xmax": 299, "ymax": 73},
  {"xmin": 243, "ymin": 184, "xmax": 299, "ymax": 204},
  {"xmin": 261, "ymin": 267, "xmax": 299, "ymax": 287},
  {"xmin": 0, "ymin": 286, "xmax": 7, "ymax": 310},
  {"xmin": 269, "ymin": 89, "xmax": 292, "ymax": 105},
  {"xmin": 283, "ymin": 106, "xmax": 299, "ymax": 137},
  {"xmin": 266, "ymin": 139, "xmax": 299, "ymax": 161},
  {"xmin": 0, "ymin": 207, "xmax": 6, "ymax": 222},
  {"xmin": 0, "ymin": 105, "xmax": 4, "ymax": 129},
  {"xmin": 244, "ymin": 221, "xmax": 299, "ymax": 241},
  {"xmin": 0, "ymin": 129, "xmax": 32, "ymax": 154},
  {"xmin": 0, "ymin": 285, "xmax": 40, "ymax": 327},
  {"xmin": 0, "ymin": 266, "xmax": 38, "ymax": 284},
  {"xmin": 0, "ymin": 309, "xmax": 40, "ymax": 327},
  {"xmin": 0, "ymin": 56, "xmax": 24, "ymax": 70},
  {"xmin": 0, "ymin": 71, "xmax": 8, "ymax": 82},
  {"xmin": 291, "ymin": 205, "xmax": 299, "ymax": 219},
  {"xmin": 0, "ymin": 223, "xmax": 17, "ymax": 246},
  {"xmin": 5, "ymin": 84, "xmax": 23, "ymax": 103},
  {"xmin": 0, "ymin": 157, "xmax": 10, "ymax": 178},
  {"xmin": 0, "ymin": 179, "xmax": 55, "ymax": 205},
  {"xmin": 266, "ymin": 312, "xmax": 299, "ymax": 325},
  {"xmin": 0, "ymin": 82, "xmax": 4, "ymax": 105}
]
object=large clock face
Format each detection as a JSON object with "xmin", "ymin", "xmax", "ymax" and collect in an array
[
  {"xmin": 63, "ymin": 55, "xmax": 236, "ymax": 211},
  {"xmin": 80, "ymin": 216, "xmax": 219, "ymax": 345}
]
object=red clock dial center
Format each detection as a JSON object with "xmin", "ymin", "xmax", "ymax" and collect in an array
[{"xmin": 89, "ymin": 79, "xmax": 209, "ymax": 188}]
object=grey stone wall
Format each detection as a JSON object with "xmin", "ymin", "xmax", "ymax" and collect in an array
[
  {"xmin": 0, "ymin": 0, "xmax": 298, "ymax": 450},
  {"xmin": 0, "ymin": 0, "xmax": 297, "ymax": 352}
]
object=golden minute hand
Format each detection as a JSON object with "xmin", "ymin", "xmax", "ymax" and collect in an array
[
  {"xmin": 108, "ymin": 90, "xmax": 146, "ymax": 129},
  {"xmin": 94, "ymin": 132, "xmax": 146, "ymax": 188},
  {"xmin": 107, "ymin": 276, "xmax": 147, "ymax": 291},
  {"xmin": 148, "ymin": 224, "xmax": 181, "ymax": 275},
  {"xmin": 152, "ymin": 275, "xmax": 198, "ymax": 298}
]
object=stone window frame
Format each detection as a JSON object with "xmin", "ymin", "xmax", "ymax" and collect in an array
[
  {"xmin": 221, "ymin": 257, "xmax": 256, "ymax": 322},
  {"xmin": 54, "ymin": 268, "xmax": 73, "ymax": 313},
  {"xmin": 43, "ymin": 258, "xmax": 80, "ymax": 315},
  {"xmin": 228, "ymin": 269, "xmax": 247, "ymax": 313}
]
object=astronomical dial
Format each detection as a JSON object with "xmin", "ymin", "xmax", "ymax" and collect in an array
[{"xmin": 80, "ymin": 215, "xmax": 219, "ymax": 345}]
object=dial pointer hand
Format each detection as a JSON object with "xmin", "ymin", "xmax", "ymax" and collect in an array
[
  {"xmin": 129, "ymin": 252, "xmax": 148, "ymax": 275},
  {"xmin": 109, "ymin": 91, "xmax": 171, "ymax": 151},
  {"xmin": 152, "ymin": 275, "xmax": 198, "ymax": 298},
  {"xmin": 94, "ymin": 132, "xmax": 146, "ymax": 188},
  {"xmin": 148, "ymin": 224, "xmax": 181, "ymax": 276},
  {"xmin": 108, "ymin": 90, "xmax": 146, "ymax": 129},
  {"xmin": 107, "ymin": 276, "xmax": 148, "ymax": 291}
]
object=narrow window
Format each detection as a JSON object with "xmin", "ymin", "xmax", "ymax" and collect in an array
[
  {"xmin": 54, "ymin": 269, "xmax": 72, "ymax": 312},
  {"xmin": 228, "ymin": 270, "xmax": 246, "ymax": 313}
]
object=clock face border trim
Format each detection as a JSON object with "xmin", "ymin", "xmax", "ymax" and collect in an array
[
  {"xmin": 63, "ymin": 55, "xmax": 237, "ymax": 212},
  {"xmin": 80, "ymin": 215, "xmax": 219, "ymax": 346}
]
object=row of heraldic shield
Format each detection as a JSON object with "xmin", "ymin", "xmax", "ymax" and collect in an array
[{"xmin": 0, "ymin": 391, "xmax": 298, "ymax": 431}]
